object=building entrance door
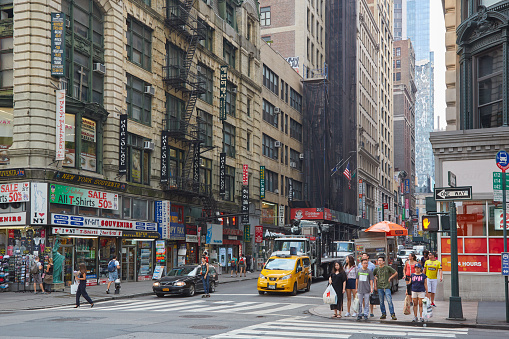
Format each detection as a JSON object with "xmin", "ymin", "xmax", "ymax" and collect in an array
[{"xmin": 121, "ymin": 246, "xmax": 136, "ymax": 281}]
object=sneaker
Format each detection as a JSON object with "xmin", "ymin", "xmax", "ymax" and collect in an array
[
  {"xmin": 351, "ymin": 313, "xmax": 357, "ymax": 317},
  {"xmin": 420, "ymin": 318, "xmax": 425, "ymax": 322},
  {"xmin": 356, "ymin": 316, "xmax": 362, "ymax": 321},
  {"xmin": 106, "ymin": 290, "xmax": 110, "ymax": 294},
  {"xmin": 431, "ymin": 303, "xmax": 436, "ymax": 307},
  {"xmin": 364, "ymin": 315, "xmax": 368, "ymax": 321},
  {"xmin": 345, "ymin": 312, "xmax": 351, "ymax": 317},
  {"xmin": 380, "ymin": 314, "xmax": 386, "ymax": 320},
  {"xmin": 391, "ymin": 314, "xmax": 397, "ymax": 320},
  {"xmin": 412, "ymin": 317, "xmax": 418, "ymax": 322},
  {"xmin": 370, "ymin": 313, "xmax": 374, "ymax": 317}
]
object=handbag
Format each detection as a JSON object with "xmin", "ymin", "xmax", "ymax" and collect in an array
[
  {"xmin": 44, "ymin": 274, "xmax": 53, "ymax": 284},
  {"xmin": 403, "ymin": 295, "xmax": 412, "ymax": 315},
  {"xmin": 369, "ymin": 292, "xmax": 380, "ymax": 305},
  {"xmin": 70, "ymin": 282, "xmax": 79, "ymax": 295},
  {"xmin": 352, "ymin": 295, "xmax": 359, "ymax": 313},
  {"xmin": 322, "ymin": 284, "xmax": 337, "ymax": 304}
]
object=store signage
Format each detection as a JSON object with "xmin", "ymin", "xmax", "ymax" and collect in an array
[
  {"xmin": 161, "ymin": 131, "xmax": 169, "ymax": 183},
  {"xmin": 219, "ymin": 65, "xmax": 227, "ymax": 120},
  {"xmin": 53, "ymin": 171, "xmax": 127, "ymax": 191},
  {"xmin": 55, "ymin": 89, "xmax": 66, "ymax": 160},
  {"xmin": 52, "ymin": 227, "xmax": 122, "ymax": 236},
  {"xmin": 288, "ymin": 178, "xmax": 293, "ymax": 202},
  {"xmin": 244, "ymin": 224, "xmax": 251, "ymax": 242},
  {"xmin": 404, "ymin": 179, "xmax": 410, "ymax": 194},
  {"xmin": 50, "ymin": 184, "xmax": 118, "ymax": 210},
  {"xmin": 123, "ymin": 230, "xmax": 160, "ymax": 239},
  {"xmin": 0, "ymin": 182, "xmax": 29, "ymax": 203},
  {"xmin": 170, "ymin": 211, "xmax": 185, "ymax": 240},
  {"xmin": 279, "ymin": 205, "xmax": 285, "ymax": 227},
  {"xmin": 0, "ymin": 168, "xmax": 25, "ymax": 178},
  {"xmin": 241, "ymin": 185, "xmax": 249, "ymax": 224},
  {"xmin": 219, "ymin": 153, "xmax": 226, "ymax": 196},
  {"xmin": 0, "ymin": 212, "xmax": 26, "ymax": 226},
  {"xmin": 494, "ymin": 209, "xmax": 509, "ymax": 230},
  {"xmin": 186, "ymin": 234, "xmax": 198, "ymax": 243},
  {"xmin": 30, "ymin": 182, "xmax": 48, "ymax": 225},
  {"xmin": 291, "ymin": 208, "xmax": 323, "ymax": 220},
  {"xmin": 50, "ymin": 13, "xmax": 66, "ymax": 77},
  {"xmin": 193, "ymin": 143, "xmax": 200, "ymax": 187},
  {"xmin": 206, "ymin": 223, "xmax": 223, "ymax": 244},
  {"xmin": 242, "ymin": 164, "xmax": 248, "ymax": 185},
  {"xmin": 197, "ymin": 226, "xmax": 201, "ymax": 246},
  {"xmin": 383, "ymin": 203, "xmax": 388, "ymax": 209},
  {"xmin": 119, "ymin": 114, "xmax": 127, "ymax": 174},
  {"xmin": 223, "ymin": 228, "xmax": 243, "ymax": 236},
  {"xmin": 155, "ymin": 200, "xmax": 171, "ymax": 239},
  {"xmin": 260, "ymin": 166, "xmax": 265, "ymax": 199},
  {"xmin": 255, "ymin": 226, "xmax": 263, "ymax": 243},
  {"xmin": 51, "ymin": 214, "xmax": 157, "ymax": 231}
]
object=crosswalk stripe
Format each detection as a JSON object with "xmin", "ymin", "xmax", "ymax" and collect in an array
[
  {"xmin": 184, "ymin": 301, "xmax": 259, "ymax": 313},
  {"xmin": 125, "ymin": 300, "xmax": 204, "ymax": 312},
  {"xmin": 209, "ymin": 302, "xmax": 281, "ymax": 313},
  {"xmin": 212, "ymin": 329, "xmax": 350, "ymax": 338},
  {"xmin": 150, "ymin": 301, "xmax": 209, "ymax": 312},
  {"xmin": 246, "ymin": 303, "xmax": 308, "ymax": 314},
  {"xmin": 104, "ymin": 299, "xmax": 190, "ymax": 310}
]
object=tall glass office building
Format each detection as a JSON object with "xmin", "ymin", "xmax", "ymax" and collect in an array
[{"xmin": 406, "ymin": 0, "xmax": 430, "ymax": 63}]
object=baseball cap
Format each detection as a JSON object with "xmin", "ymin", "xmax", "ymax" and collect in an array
[{"xmin": 414, "ymin": 263, "xmax": 422, "ymax": 268}]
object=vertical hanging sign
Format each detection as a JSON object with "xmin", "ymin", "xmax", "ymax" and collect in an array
[
  {"xmin": 118, "ymin": 115, "xmax": 127, "ymax": 174},
  {"xmin": 161, "ymin": 131, "xmax": 169, "ymax": 183},
  {"xmin": 51, "ymin": 13, "xmax": 66, "ymax": 77},
  {"xmin": 288, "ymin": 178, "xmax": 293, "ymax": 202},
  {"xmin": 241, "ymin": 185, "xmax": 249, "ymax": 224},
  {"xmin": 193, "ymin": 143, "xmax": 200, "ymax": 187},
  {"xmin": 55, "ymin": 90, "xmax": 66, "ymax": 161},
  {"xmin": 260, "ymin": 166, "xmax": 265, "ymax": 199},
  {"xmin": 242, "ymin": 164, "xmax": 249, "ymax": 186},
  {"xmin": 219, "ymin": 66, "xmax": 228, "ymax": 120},
  {"xmin": 219, "ymin": 152, "xmax": 226, "ymax": 196}
]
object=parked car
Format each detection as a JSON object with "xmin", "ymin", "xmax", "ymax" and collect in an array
[{"xmin": 152, "ymin": 265, "xmax": 218, "ymax": 297}]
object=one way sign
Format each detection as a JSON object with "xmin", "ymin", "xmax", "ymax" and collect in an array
[{"xmin": 434, "ymin": 186, "xmax": 472, "ymax": 201}]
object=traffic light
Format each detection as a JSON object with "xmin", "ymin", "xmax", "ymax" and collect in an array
[
  {"xmin": 422, "ymin": 215, "xmax": 439, "ymax": 232},
  {"xmin": 441, "ymin": 215, "xmax": 451, "ymax": 231}
]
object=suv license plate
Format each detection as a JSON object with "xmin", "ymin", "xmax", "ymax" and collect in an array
[
  {"xmin": 162, "ymin": 288, "xmax": 169, "ymax": 292},
  {"xmin": 268, "ymin": 284, "xmax": 276, "ymax": 290}
]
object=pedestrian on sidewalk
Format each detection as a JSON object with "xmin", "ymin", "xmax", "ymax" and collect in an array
[
  {"xmin": 424, "ymin": 252, "xmax": 442, "ymax": 307},
  {"xmin": 106, "ymin": 255, "xmax": 120, "ymax": 294},
  {"xmin": 356, "ymin": 258, "xmax": 374, "ymax": 321},
  {"xmin": 203, "ymin": 251, "xmax": 209, "ymax": 263},
  {"xmin": 411, "ymin": 263, "xmax": 427, "ymax": 322},
  {"xmin": 74, "ymin": 263, "xmax": 94, "ymax": 308},
  {"xmin": 357, "ymin": 252, "xmax": 376, "ymax": 317},
  {"xmin": 329, "ymin": 261, "xmax": 347, "ymax": 318},
  {"xmin": 238, "ymin": 254, "xmax": 247, "ymax": 277},
  {"xmin": 200, "ymin": 256, "xmax": 210, "ymax": 298},
  {"xmin": 403, "ymin": 253, "xmax": 418, "ymax": 297},
  {"xmin": 246, "ymin": 253, "xmax": 252, "ymax": 272},
  {"xmin": 373, "ymin": 256, "xmax": 398, "ymax": 320},
  {"xmin": 420, "ymin": 250, "xmax": 429, "ymax": 267},
  {"xmin": 43, "ymin": 257, "xmax": 54, "ymax": 293},
  {"xmin": 230, "ymin": 256, "xmax": 238, "ymax": 277},
  {"xmin": 31, "ymin": 256, "xmax": 46, "ymax": 294},
  {"xmin": 344, "ymin": 255, "xmax": 358, "ymax": 317}
]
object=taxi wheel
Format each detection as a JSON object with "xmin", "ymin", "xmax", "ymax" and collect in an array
[
  {"xmin": 305, "ymin": 281, "xmax": 311, "ymax": 292},
  {"xmin": 258, "ymin": 290, "xmax": 265, "ymax": 295},
  {"xmin": 291, "ymin": 283, "xmax": 298, "ymax": 296}
]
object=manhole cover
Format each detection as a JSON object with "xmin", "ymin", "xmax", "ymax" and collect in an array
[
  {"xmin": 179, "ymin": 315, "xmax": 214, "ymax": 319},
  {"xmin": 190, "ymin": 325, "xmax": 228, "ymax": 330},
  {"xmin": 50, "ymin": 318, "xmax": 78, "ymax": 322}
]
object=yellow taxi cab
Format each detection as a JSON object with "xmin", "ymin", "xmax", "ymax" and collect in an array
[{"xmin": 257, "ymin": 254, "xmax": 312, "ymax": 295}]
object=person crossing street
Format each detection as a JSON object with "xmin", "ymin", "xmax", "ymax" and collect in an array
[
  {"xmin": 200, "ymin": 256, "xmax": 210, "ymax": 298},
  {"xmin": 373, "ymin": 256, "xmax": 398, "ymax": 320}
]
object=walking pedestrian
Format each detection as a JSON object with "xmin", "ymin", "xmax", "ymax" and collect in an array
[
  {"xmin": 424, "ymin": 252, "xmax": 442, "ymax": 307},
  {"xmin": 344, "ymin": 255, "xmax": 358, "ymax": 317},
  {"xmin": 373, "ymin": 256, "xmax": 398, "ymax": 320},
  {"xmin": 411, "ymin": 263, "xmax": 427, "ymax": 322},
  {"xmin": 230, "ymin": 256, "xmax": 237, "ymax": 277},
  {"xmin": 43, "ymin": 257, "xmax": 54, "ymax": 293},
  {"xmin": 74, "ymin": 263, "xmax": 94, "ymax": 308},
  {"xmin": 106, "ymin": 255, "xmax": 120, "ymax": 294},
  {"xmin": 238, "ymin": 254, "xmax": 247, "ymax": 277},
  {"xmin": 31, "ymin": 256, "xmax": 46, "ymax": 294},
  {"xmin": 203, "ymin": 251, "xmax": 209, "ymax": 263},
  {"xmin": 200, "ymin": 256, "xmax": 210, "ymax": 298},
  {"xmin": 420, "ymin": 250, "xmax": 429, "ymax": 267},
  {"xmin": 403, "ymin": 253, "xmax": 418, "ymax": 297},
  {"xmin": 357, "ymin": 252, "xmax": 376, "ymax": 317},
  {"xmin": 356, "ymin": 259, "xmax": 374, "ymax": 321},
  {"xmin": 246, "ymin": 253, "xmax": 252, "ymax": 272},
  {"xmin": 329, "ymin": 261, "xmax": 347, "ymax": 318}
]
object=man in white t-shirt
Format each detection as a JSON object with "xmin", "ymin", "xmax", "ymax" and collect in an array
[{"xmin": 106, "ymin": 255, "xmax": 120, "ymax": 294}]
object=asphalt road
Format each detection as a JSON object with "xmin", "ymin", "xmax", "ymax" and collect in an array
[{"xmin": 0, "ymin": 278, "xmax": 506, "ymax": 339}]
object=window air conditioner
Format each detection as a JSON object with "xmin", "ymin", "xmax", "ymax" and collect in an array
[
  {"xmin": 196, "ymin": 65, "xmax": 202, "ymax": 73},
  {"xmin": 290, "ymin": 161, "xmax": 297, "ymax": 168},
  {"xmin": 275, "ymin": 141, "xmax": 281, "ymax": 147},
  {"xmin": 185, "ymin": 216, "xmax": 195, "ymax": 224},
  {"xmin": 144, "ymin": 86, "xmax": 155, "ymax": 96},
  {"xmin": 143, "ymin": 141, "xmax": 155, "ymax": 150},
  {"xmin": 274, "ymin": 189, "xmax": 279, "ymax": 194},
  {"xmin": 93, "ymin": 63, "xmax": 106, "ymax": 75},
  {"xmin": 299, "ymin": 153, "xmax": 304, "ymax": 160},
  {"xmin": 66, "ymin": 18, "xmax": 71, "ymax": 28},
  {"xmin": 274, "ymin": 107, "xmax": 281, "ymax": 114},
  {"xmin": 231, "ymin": 87, "xmax": 237, "ymax": 94}
]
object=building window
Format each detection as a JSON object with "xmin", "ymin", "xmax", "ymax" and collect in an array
[
  {"xmin": 395, "ymin": 59, "xmax": 401, "ymax": 68},
  {"xmin": 126, "ymin": 73, "xmax": 152, "ymax": 125},
  {"xmin": 477, "ymin": 47, "xmax": 503, "ymax": 128},
  {"xmin": 263, "ymin": 64, "xmax": 279, "ymax": 95},
  {"xmin": 290, "ymin": 148, "xmax": 302, "ymax": 170},
  {"xmin": 166, "ymin": 93, "xmax": 185, "ymax": 131},
  {"xmin": 247, "ymin": 98, "xmax": 252, "ymax": 117},
  {"xmin": 0, "ymin": 37, "xmax": 13, "ymax": 89},
  {"xmin": 262, "ymin": 36, "xmax": 272, "ymax": 45},
  {"xmin": 247, "ymin": 132, "xmax": 251, "ymax": 151},
  {"xmin": 0, "ymin": 107, "xmax": 13, "ymax": 165},
  {"xmin": 198, "ymin": 64, "xmax": 213, "ymax": 104},
  {"xmin": 265, "ymin": 170, "xmax": 278, "ymax": 193},
  {"xmin": 263, "ymin": 99, "xmax": 278, "ymax": 127},
  {"xmin": 395, "ymin": 47, "xmax": 401, "ymax": 56},
  {"xmin": 166, "ymin": 42, "xmax": 185, "ymax": 70},
  {"xmin": 223, "ymin": 39, "xmax": 236, "ymax": 68},
  {"xmin": 226, "ymin": 82, "xmax": 236, "ymax": 117},
  {"xmin": 284, "ymin": 114, "xmax": 289, "ymax": 134},
  {"xmin": 223, "ymin": 122, "xmax": 236, "ymax": 158},
  {"xmin": 169, "ymin": 147, "xmax": 185, "ymax": 187},
  {"xmin": 290, "ymin": 118, "xmax": 302, "ymax": 142},
  {"xmin": 63, "ymin": 0, "xmax": 104, "ymax": 104},
  {"xmin": 63, "ymin": 114, "xmax": 98, "ymax": 172},
  {"xmin": 199, "ymin": 157, "xmax": 212, "ymax": 192},
  {"xmin": 226, "ymin": 1, "xmax": 235, "ymax": 28},
  {"xmin": 395, "ymin": 72, "xmax": 401, "ymax": 81},
  {"xmin": 293, "ymin": 180, "xmax": 303, "ymax": 200},
  {"xmin": 127, "ymin": 133, "xmax": 150, "ymax": 185},
  {"xmin": 262, "ymin": 134, "xmax": 278, "ymax": 160},
  {"xmin": 224, "ymin": 165, "xmax": 235, "ymax": 201},
  {"xmin": 198, "ymin": 19, "xmax": 213, "ymax": 52},
  {"xmin": 260, "ymin": 7, "xmax": 271, "ymax": 26},
  {"xmin": 290, "ymin": 88, "xmax": 302, "ymax": 112},
  {"xmin": 198, "ymin": 109, "xmax": 213, "ymax": 147},
  {"xmin": 126, "ymin": 16, "xmax": 152, "ymax": 70}
]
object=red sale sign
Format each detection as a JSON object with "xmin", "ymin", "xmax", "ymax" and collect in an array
[{"xmin": 0, "ymin": 182, "xmax": 29, "ymax": 203}]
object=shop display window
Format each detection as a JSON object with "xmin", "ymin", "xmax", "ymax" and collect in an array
[
  {"xmin": 78, "ymin": 206, "xmax": 99, "ymax": 216},
  {"xmin": 133, "ymin": 199, "xmax": 148, "ymax": 220},
  {"xmin": 137, "ymin": 241, "xmax": 153, "ymax": 278},
  {"xmin": 0, "ymin": 107, "xmax": 13, "ymax": 165},
  {"xmin": 50, "ymin": 203, "xmax": 75, "ymax": 214},
  {"xmin": 75, "ymin": 238, "xmax": 97, "ymax": 280},
  {"xmin": 456, "ymin": 201, "xmax": 486, "ymax": 236},
  {"xmin": 99, "ymin": 238, "xmax": 117, "ymax": 280},
  {"xmin": 0, "ymin": 229, "xmax": 6, "ymax": 255},
  {"xmin": 122, "ymin": 239, "xmax": 136, "ymax": 281}
]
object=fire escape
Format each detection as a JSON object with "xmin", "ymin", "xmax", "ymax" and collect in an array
[{"xmin": 163, "ymin": 0, "xmax": 215, "ymax": 213}]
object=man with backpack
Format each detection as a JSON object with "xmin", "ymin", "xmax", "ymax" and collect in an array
[
  {"xmin": 31, "ymin": 256, "xmax": 46, "ymax": 294},
  {"xmin": 230, "ymin": 256, "xmax": 237, "ymax": 277},
  {"xmin": 106, "ymin": 255, "xmax": 120, "ymax": 294},
  {"xmin": 238, "ymin": 254, "xmax": 247, "ymax": 277}
]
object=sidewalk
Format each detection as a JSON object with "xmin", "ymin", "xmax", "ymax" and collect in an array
[{"xmin": 0, "ymin": 272, "xmax": 258, "ymax": 312}]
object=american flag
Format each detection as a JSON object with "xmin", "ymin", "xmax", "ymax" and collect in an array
[{"xmin": 343, "ymin": 162, "xmax": 351, "ymax": 180}]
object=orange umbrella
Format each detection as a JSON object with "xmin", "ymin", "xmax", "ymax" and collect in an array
[{"xmin": 364, "ymin": 221, "xmax": 408, "ymax": 236}]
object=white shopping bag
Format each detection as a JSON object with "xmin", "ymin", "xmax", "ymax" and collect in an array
[
  {"xmin": 70, "ymin": 282, "xmax": 78, "ymax": 295},
  {"xmin": 422, "ymin": 297, "xmax": 428, "ymax": 318},
  {"xmin": 352, "ymin": 295, "xmax": 359, "ymax": 313},
  {"xmin": 322, "ymin": 284, "xmax": 337, "ymax": 304}
]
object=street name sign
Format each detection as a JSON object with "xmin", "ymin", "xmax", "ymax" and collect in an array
[
  {"xmin": 502, "ymin": 252, "xmax": 509, "ymax": 276},
  {"xmin": 434, "ymin": 186, "xmax": 472, "ymax": 201}
]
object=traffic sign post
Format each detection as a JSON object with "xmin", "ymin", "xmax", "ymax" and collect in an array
[
  {"xmin": 434, "ymin": 186, "xmax": 472, "ymax": 201},
  {"xmin": 496, "ymin": 150, "xmax": 509, "ymax": 323}
]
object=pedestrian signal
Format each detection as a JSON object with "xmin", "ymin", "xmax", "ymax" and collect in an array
[{"xmin": 422, "ymin": 215, "xmax": 439, "ymax": 232}]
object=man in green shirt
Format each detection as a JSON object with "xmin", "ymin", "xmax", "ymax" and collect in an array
[{"xmin": 373, "ymin": 256, "xmax": 398, "ymax": 320}]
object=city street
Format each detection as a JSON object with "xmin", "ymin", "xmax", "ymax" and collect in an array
[{"xmin": 0, "ymin": 278, "xmax": 507, "ymax": 339}]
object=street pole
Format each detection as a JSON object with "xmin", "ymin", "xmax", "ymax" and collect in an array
[
  {"xmin": 447, "ymin": 201, "xmax": 464, "ymax": 320},
  {"xmin": 503, "ymin": 169, "xmax": 509, "ymax": 323}
]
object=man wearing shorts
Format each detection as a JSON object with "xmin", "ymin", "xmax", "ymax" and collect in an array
[
  {"xmin": 424, "ymin": 252, "xmax": 442, "ymax": 307},
  {"xmin": 106, "ymin": 255, "xmax": 120, "ymax": 294}
]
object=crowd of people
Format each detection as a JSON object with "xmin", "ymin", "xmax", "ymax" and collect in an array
[{"xmin": 327, "ymin": 251, "xmax": 442, "ymax": 323}]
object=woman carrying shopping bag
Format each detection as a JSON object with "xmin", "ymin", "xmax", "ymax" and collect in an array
[
  {"xmin": 74, "ymin": 263, "xmax": 94, "ymax": 308},
  {"xmin": 328, "ymin": 261, "xmax": 347, "ymax": 318}
]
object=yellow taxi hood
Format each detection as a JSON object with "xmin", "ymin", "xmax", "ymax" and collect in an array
[{"xmin": 261, "ymin": 269, "xmax": 293, "ymax": 277}]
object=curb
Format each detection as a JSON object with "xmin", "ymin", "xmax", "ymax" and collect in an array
[{"xmin": 308, "ymin": 306, "xmax": 509, "ymax": 331}]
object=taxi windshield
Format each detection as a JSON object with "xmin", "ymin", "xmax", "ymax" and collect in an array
[
  {"xmin": 273, "ymin": 241, "xmax": 305, "ymax": 253},
  {"xmin": 166, "ymin": 267, "xmax": 197, "ymax": 276},
  {"xmin": 264, "ymin": 258, "xmax": 297, "ymax": 271}
]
